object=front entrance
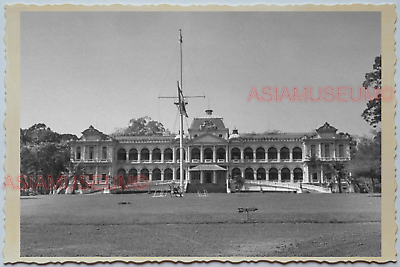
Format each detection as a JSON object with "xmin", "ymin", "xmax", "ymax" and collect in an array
[{"xmin": 205, "ymin": 171, "xmax": 212, "ymax": 183}]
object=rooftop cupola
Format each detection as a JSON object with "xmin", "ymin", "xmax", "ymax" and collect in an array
[
  {"xmin": 229, "ymin": 127, "xmax": 241, "ymax": 139},
  {"xmin": 205, "ymin": 109, "xmax": 213, "ymax": 116}
]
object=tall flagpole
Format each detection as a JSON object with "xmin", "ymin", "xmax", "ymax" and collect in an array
[
  {"xmin": 179, "ymin": 29, "xmax": 184, "ymax": 193},
  {"xmin": 159, "ymin": 30, "xmax": 205, "ymax": 194}
]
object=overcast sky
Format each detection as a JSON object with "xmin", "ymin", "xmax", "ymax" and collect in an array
[{"xmin": 20, "ymin": 11, "xmax": 380, "ymax": 136}]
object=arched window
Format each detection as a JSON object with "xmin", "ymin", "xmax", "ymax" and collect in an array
[
  {"xmin": 281, "ymin": 168, "xmax": 290, "ymax": 182},
  {"xmin": 176, "ymin": 168, "xmax": 186, "ymax": 181},
  {"xmin": 153, "ymin": 168, "xmax": 161, "ymax": 180},
  {"xmin": 128, "ymin": 168, "xmax": 137, "ymax": 179},
  {"xmin": 231, "ymin": 168, "xmax": 241, "ymax": 179},
  {"xmin": 293, "ymin": 147, "xmax": 302, "ymax": 160},
  {"xmin": 76, "ymin": 147, "xmax": 81, "ymax": 160},
  {"xmin": 117, "ymin": 148, "xmax": 126, "ymax": 161},
  {"xmin": 204, "ymin": 148, "xmax": 213, "ymax": 160},
  {"xmin": 129, "ymin": 148, "xmax": 138, "ymax": 161},
  {"xmin": 280, "ymin": 147, "xmax": 290, "ymax": 160},
  {"xmin": 231, "ymin": 148, "xmax": 241, "ymax": 160},
  {"xmin": 176, "ymin": 148, "xmax": 186, "ymax": 160},
  {"xmin": 256, "ymin": 147, "xmax": 265, "ymax": 160},
  {"xmin": 269, "ymin": 168, "xmax": 278, "ymax": 181},
  {"xmin": 245, "ymin": 168, "xmax": 253, "ymax": 180},
  {"xmin": 140, "ymin": 168, "xmax": 149, "ymax": 180},
  {"xmin": 257, "ymin": 168, "xmax": 266, "ymax": 180},
  {"xmin": 268, "ymin": 147, "xmax": 277, "ymax": 160},
  {"xmin": 294, "ymin": 168, "xmax": 303, "ymax": 182},
  {"xmin": 216, "ymin": 148, "xmax": 226, "ymax": 160},
  {"xmin": 153, "ymin": 148, "xmax": 161, "ymax": 161},
  {"xmin": 102, "ymin": 147, "xmax": 107, "ymax": 160},
  {"xmin": 164, "ymin": 148, "xmax": 173, "ymax": 161},
  {"xmin": 141, "ymin": 148, "xmax": 150, "ymax": 161},
  {"xmin": 191, "ymin": 148, "xmax": 200, "ymax": 160},
  {"xmin": 244, "ymin": 147, "xmax": 253, "ymax": 160},
  {"xmin": 164, "ymin": 168, "xmax": 173, "ymax": 180}
]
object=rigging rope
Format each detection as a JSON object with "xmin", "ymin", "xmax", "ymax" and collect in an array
[{"xmin": 183, "ymin": 49, "xmax": 206, "ymax": 98}]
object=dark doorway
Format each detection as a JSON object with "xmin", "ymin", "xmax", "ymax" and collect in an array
[{"xmin": 206, "ymin": 172, "xmax": 212, "ymax": 183}]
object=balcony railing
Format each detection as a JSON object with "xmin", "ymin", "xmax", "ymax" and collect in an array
[
  {"xmin": 217, "ymin": 159, "xmax": 225, "ymax": 163},
  {"xmin": 192, "ymin": 159, "xmax": 200, "ymax": 163},
  {"xmin": 204, "ymin": 159, "xmax": 212, "ymax": 163}
]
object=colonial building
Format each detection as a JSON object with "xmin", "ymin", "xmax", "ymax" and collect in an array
[{"xmin": 70, "ymin": 109, "xmax": 351, "ymax": 192}]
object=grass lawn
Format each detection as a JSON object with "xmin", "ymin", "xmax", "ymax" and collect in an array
[{"xmin": 20, "ymin": 192, "xmax": 381, "ymax": 257}]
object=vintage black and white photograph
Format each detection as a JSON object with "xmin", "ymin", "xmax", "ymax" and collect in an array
[{"xmin": 9, "ymin": 6, "xmax": 394, "ymax": 261}]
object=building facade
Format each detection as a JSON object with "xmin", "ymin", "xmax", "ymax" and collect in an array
[{"xmin": 70, "ymin": 109, "xmax": 351, "ymax": 192}]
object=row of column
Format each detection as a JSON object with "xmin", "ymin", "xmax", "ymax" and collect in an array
[
  {"xmin": 198, "ymin": 171, "xmax": 218, "ymax": 184},
  {"xmin": 304, "ymin": 143, "xmax": 349, "ymax": 159},
  {"xmin": 120, "ymin": 150, "xmax": 302, "ymax": 162},
  {"xmin": 76, "ymin": 146, "xmax": 113, "ymax": 161},
  {"xmin": 118, "ymin": 167, "xmax": 186, "ymax": 182},
  {"xmin": 237, "ymin": 170, "xmax": 299, "ymax": 182}
]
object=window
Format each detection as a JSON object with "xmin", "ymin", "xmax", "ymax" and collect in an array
[
  {"xmin": 141, "ymin": 148, "xmax": 150, "ymax": 161},
  {"xmin": 117, "ymin": 148, "xmax": 126, "ymax": 160},
  {"xmin": 293, "ymin": 147, "xmax": 302, "ymax": 160},
  {"xmin": 268, "ymin": 147, "xmax": 277, "ymax": 160},
  {"xmin": 164, "ymin": 148, "xmax": 173, "ymax": 161},
  {"xmin": 231, "ymin": 148, "xmax": 241, "ymax": 160},
  {"xmin": 281, "ymin": 168, "xmax": 290, "ymax": 182},
  {"xmin": 256, "ymin": 148, "xmax": 265, "ymax": 160},
  {"xmin": 89, "ymin": 147, "xmax": 94, "ymax": 160},
  {"xmin": 339, "ymin": 144, "xmax": 344, "ymax": 158},
  {"xmin": 102, "ymin": 147, "xmax": 107, "ymax": 159},
  {"xmin": 244, "ymin": 148, "xmax": 253, "ymax": 160},
  {"xmin": 310, "ymin": 145, "xmax": 316, "ymax": 157},
  {"xmin": 76, "ymin": 147, "xmax": 81, "ymax": 160},
  {"xmin": 129, "ymin": 148, "xmax": 138, "ymax": 161},
  {"xmin": 269, "ymin": 168, "xmax": 278, "ymax": 181},
  {"xmin": 294, "ymin": 168, "xmax": 303, "ymax": 182},
  {"xmin": 280, "ymin": 147, "xmax": 289, "ymax": 160},
  {"xmin": 153, "ymin": 148, "xmax": 161, "ymax": 161},
  {"xmin": 324, "ymin": 144, "xmax": 330, "ymax": 158}
]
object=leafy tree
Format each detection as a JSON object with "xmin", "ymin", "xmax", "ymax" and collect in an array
[
  {"xmin": 326, "ymin": 161, "xmax": 348, "ymax": 193},
  {"xmin": 362, "ymin": 56, "xmax": 381, "ymax": 128},
  {"xmin": 113, "ymin": 116, "xmax": 168, "ymax": 136},
  {"xmin": 234, "ymin": 175, "xmax": 245, "ymax": 193},
  {"xmin": 349, "ymin": 133, "xmax": 381, "ymax": 192},
  {"xmin": 20, "ymin": 123, "xmax": 77, "ymax": 194}
]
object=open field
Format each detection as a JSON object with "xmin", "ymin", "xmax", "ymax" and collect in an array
[{"xmin": 20, "ymin": 193, "xmax": 381, "ymax": 257}]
